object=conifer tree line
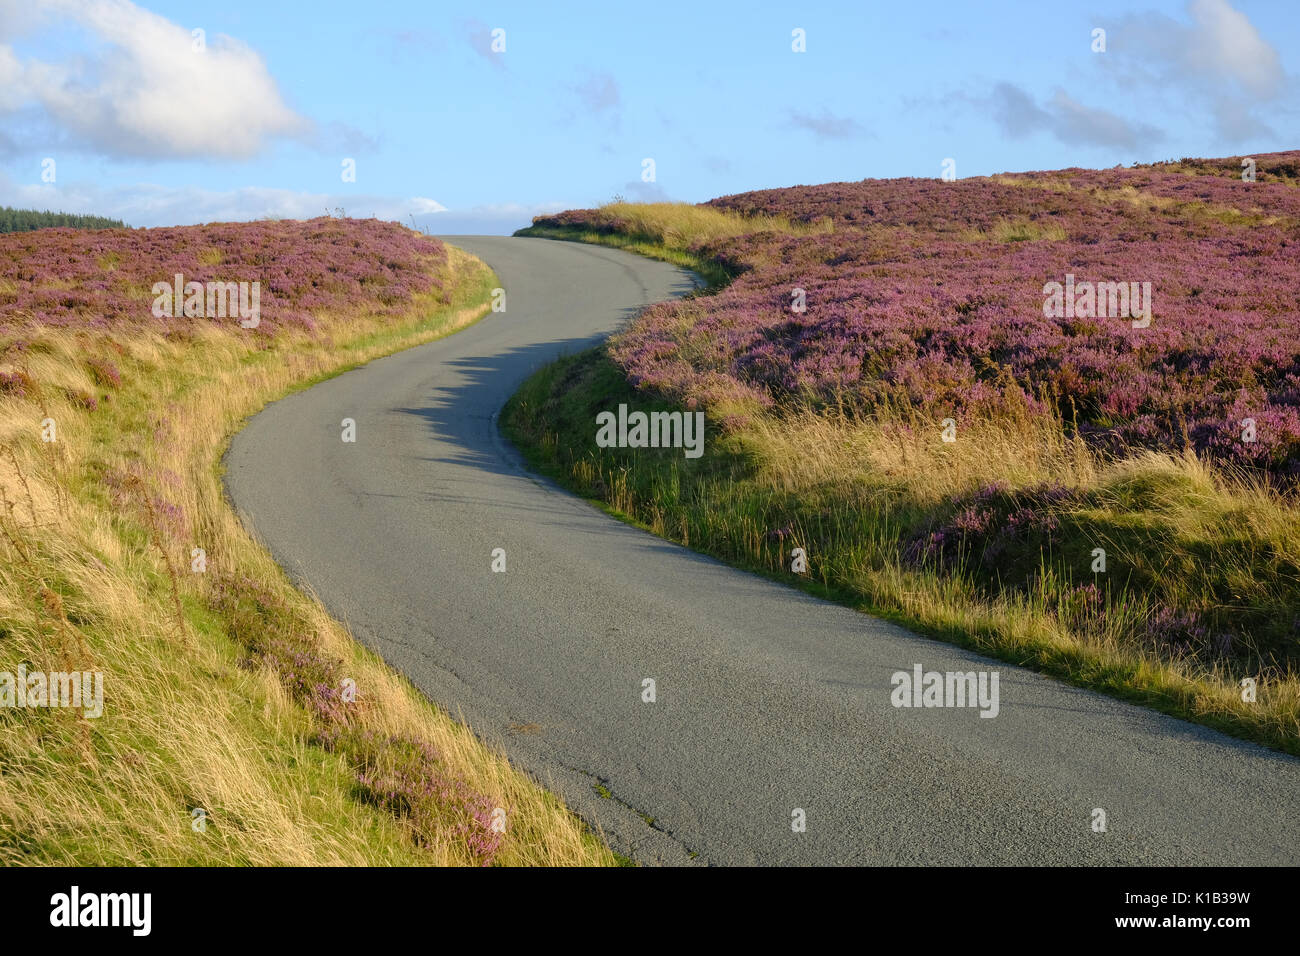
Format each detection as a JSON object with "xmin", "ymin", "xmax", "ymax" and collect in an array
[{"xmin": 0, "ymin": 206, "xmax": 127, "ymax": 233}]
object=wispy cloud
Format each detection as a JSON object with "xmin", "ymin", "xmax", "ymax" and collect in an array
[
  {"xmin": 385, "ymin": 27, "xmax": 445, "ymax": 61},
  {"xmin": 989, "ymin": 83, "xmax": 1162, "ymax": 150},
  {"xmin": 314, "ymin": 121, "xmax": 381, "ymax": 156},
  {"xmin": 988, "ymin": 83, "xmax": 1052, "ymax": 138},
  {"xmin": 461, "ymin": 17, "xmax": 505, "ymax": 69},
  {"xmin": 410, "ymin": 197, "xmax": 448, "ymax": 214},
  {"xmin": 1045, "ymin": 90, "xmax": 1163, "ymax": 149},
  {"xmin": 572, "ymin": 71, "xmax": 621, "ymax": 120},
  {"xmin": 787, "ymin": 108, "xmax": 868, "ymax": 141}
]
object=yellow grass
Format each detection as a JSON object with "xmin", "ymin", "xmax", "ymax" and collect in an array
[
  {"xmin": 959, "ymin": 217, "xmax": 1068, "ymax": 242},
  {"xmin": 738, "ymin": 403, "xmax": 1300, "ymax": 746},
  {"xmin": 743, "ymin": 397, "xmax": 1097, "ymax": 501},
  {"xmin": 596, "ymin": 201, "xmax": 833, "ymax": 245},
  {"xmin": 0, "ymin": 244, "xmax": 615, "ymax": 865},
  {"xmin": 508, "ymin": 347, "xmax": 1300, "ymax": 753}
]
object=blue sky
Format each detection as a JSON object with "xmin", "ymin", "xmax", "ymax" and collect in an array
[{"xmin": 0, "ymin": 0, "xmax": 1295, "ymax": 232}]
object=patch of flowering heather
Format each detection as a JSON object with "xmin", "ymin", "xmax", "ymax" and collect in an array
[
  {"xmin": 209, "ymin": 571, "xmax": 352, "ymax": 724},
  {"xmin": 901, "ymin": 481, "xmax": 1082, "ymax": 572},
  {"xmin": 531, "ymin": 208, "xmax": 641, "ymax": 235},
  {"xmin": 1060, "ymin": 582, "xmax": 1107, "ymax": 635},
  {"xmin": 1134, "ymin": 171, "xmax": 1300, "ymax": 220},
  {"xmin": 101, "ymin": 467, "xmax": 191, "ymax": 542},
  {"xmin": 707, "ymin": 176, "xmax": 1123, "ymax": 237},
  {"xmin": 1147, "ymin": 151, "xmax": 1300, "ymax": 185},
  {"xmin": 1191, "ymin": 396, "xmax": 1300, "ymax": 476},
  {"xmin": 85, "ymin": 356, "xmax": 122, "ymax": 388},
  {"xmin": 1144, "ymin": 605, "xmax": 1214, "ymax": 661},
  {"xmin": 593, "ymin": 152, "xmax": 1300, "ymax": 477},
  {"xmin": 211, "ymin": 572, "xmax": 503, "ymax": 862},
  {"xmin": 0, "ymin": 217, "xmax": 448, "ymax": 337},
  {"xmin": 325, "ymin": 728, "xmax": 505, "ymax": 866},
  {"xmin": 67, "ymin": 389, "xmax": 97, "ymax": 411},
  {"xmin": 1001, "ymin": 164, "xmax": 1300, "ymax": 224},
  {"xmin": 709, "ymin": 150, "xmax": 1300, "ymax": 232},
  {"xmin": 893, "ymin": 487, "xmax": 1269, "ymax": 659},
  {"xmin": 0, "ymin": 367, "xmax": 32, "ymax": 397}
]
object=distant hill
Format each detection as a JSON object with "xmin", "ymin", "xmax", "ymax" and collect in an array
[{"xmin": 0, "ymin": 206, "xmax": 127, "ymax": 233}]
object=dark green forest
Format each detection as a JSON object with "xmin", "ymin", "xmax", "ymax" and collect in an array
[{"xmin": 0, "ymin": 206, "xmax": 127, "ymax": 233}]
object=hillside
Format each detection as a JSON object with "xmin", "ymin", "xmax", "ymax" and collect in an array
[
  {"xmin": 510, "ymin": 151, "xmax": 1300, "ymax": 754},
  {"xmin": 0, "ymin": 217, "xmax": 612, "ymax": 865}
]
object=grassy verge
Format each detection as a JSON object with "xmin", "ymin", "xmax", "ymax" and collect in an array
[
  {"xmin": 503, "ymin": 217, "xmax": 1300, "ymax": 757},
  {"xmin": 0, "ymin": 242, "xmax": 615, "ymax": 865},
  {"xmin": 516, "ymin": 201, "xmax": 831, "ymax": 289}
]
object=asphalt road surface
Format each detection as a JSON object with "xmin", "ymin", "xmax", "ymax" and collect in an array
[{"xmin": 224, "ymin": 236, "xmax": 1300, "ymax": 865}]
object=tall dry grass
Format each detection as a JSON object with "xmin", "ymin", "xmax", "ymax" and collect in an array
[
  {"xmin": 0, "ymin": 244, "xmax": 615, "ymax": 865},
  {"xmin": 518, "ymin": 202, "xmax": 832, "ymax": 287},
  {"xmin": 594, "ymin": 201, "xmax": 833, "ymax": 246},
  {"xmin": 505, "ymin": 349, "xmax": 1300, "ymax": 755}
]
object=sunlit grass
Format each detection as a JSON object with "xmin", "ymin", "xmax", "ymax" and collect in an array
[
  {"xmin": 518, "ymin": 201, "xmax": 832, "ymax": 287},
  {"xmin": 0, "ymin": 242, "xmax": 615, "ymax": 866},
  {"xmin": 504, "ymin": 305, "xmax": 1300, "ymax": 756},
  {"xmin": 959, "ymin": 217, "xmax": 1068, "ymax": 242}
]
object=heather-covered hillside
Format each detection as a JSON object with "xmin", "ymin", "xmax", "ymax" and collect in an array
[
  {"xmin": 0, "ymin": 217, "xmax": 448, "ymax": 336},
  {"xmin": 513, "ymin": 152, "xmax": 1300, "ymax": 754},
  {"xmin": 0, "ymin": 219, "xmax": 611, "ymax": 866},
  {"xmin": 537, "ymin": 151, "xmax": 1300, "ymax": 479}
]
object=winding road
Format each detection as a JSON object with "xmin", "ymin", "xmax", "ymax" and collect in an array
[{"xmin": 224, "ymin": 236, "xmax": 1300, "ymax": 865}]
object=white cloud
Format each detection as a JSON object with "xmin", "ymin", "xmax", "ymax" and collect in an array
[
  {"xmin": 1108, "ymin": 0, "xmax": 1288, "ymax": 142},
  {"xmin": 1186, "ymin": 0, "xmax": 1283, "ymax": 98},
  {"xmin": 0, "ymin": 45, "xmax": 24, "ymax": 110},
  {"xmin": 410, "ymin": 197, "xmax": 449, "ymax": 214},
  {"xmin": 425, "ymin": 201, "xmax": 570, "ymax": 235},
  {"xmin": 0, "ymin": 173, "xmax": 565, "ymax": 235},
  {"xmin": 1, "ymin": 0, "xmax": 308, "ymax": 159}
]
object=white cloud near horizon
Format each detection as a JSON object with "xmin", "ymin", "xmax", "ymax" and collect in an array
[{"xmin": 0, "ymin": 173, "xmax": 564, "ymax": 234}]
